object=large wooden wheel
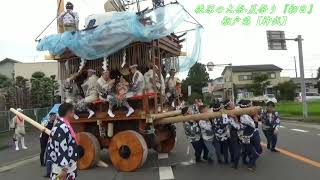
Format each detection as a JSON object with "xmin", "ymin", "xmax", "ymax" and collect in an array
[
  {"xmin": 76, "ymin": 132, "xmax": 101, "ymax": 170},
  {"xmin": 152, "ymin": 125, "xmax": 177, "ymax": 153},
  {"xmin": 109, "ymin": 130, "xmax": 148, "ymax": 172},
  {"xmin": 154, "ymin": 135, "xmax": 176, "ymax": 153}
]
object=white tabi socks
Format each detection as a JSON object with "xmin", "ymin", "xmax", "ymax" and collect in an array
[
  {"xmin": 73, "ymin": 114, "xmax": 79, "ymax": 120},
  {"xmin": 15, "ymin": 141, "xmax": 19, "ymax": 151},
  {"xmin": 21, "ymin": 137, "xmax": 28, "ymax": 150},
  {"xmin": 126, "ymin": 108, "xmax": 134, "ymax": 117},
  {"xmin": 108, "ymin": 109, "xmax": 115, "ymax": 118},
  {"xmin": 88, "ymin": 109, "xmax": 95, "ymax": 119}
]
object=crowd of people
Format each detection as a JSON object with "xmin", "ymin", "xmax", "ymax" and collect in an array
[
  {"xmin": 9, "ymin": 98, "xmax": 281, "ymax": 180},
  {"xmin": 65, "ymin": 64, "xmax": 181, "ymax": 119},
  {"xmin": 182, "ymin": 99, "xmax": 280, "ymax": 171}
]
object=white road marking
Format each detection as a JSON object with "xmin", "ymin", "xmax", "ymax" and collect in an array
[
  {"xmin": 186, "ymin": 145, "xmax": 190, "ymax": 155},
  {"xmin": 280, "ymin": 126, "xmax": 286, "ymax": 128},
  {"xmin": 317, "ymin": 134, "xmax": 320, "ymax": 136},
  {"xmin": 158, "ymin": 153, "xmax": 169, "ymax": 160},
  {"xmin": 178, "ymin": 159, "xmax": 195, "ymax": 166},
  {"xmin": 159, "ymin": 166, "xmax": 174, "ymax": 180},
  {"xmin": 291, "ymin": 129, "xmax": 309, "ymax": 133},
  {"xmin": 0, "ymin": 156, "xmax": 39, "ymax": 173}
]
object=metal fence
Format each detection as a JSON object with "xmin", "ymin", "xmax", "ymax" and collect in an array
[{"xmin": 0, "ymin": 107, "xmax": 50, "ymax": 134}]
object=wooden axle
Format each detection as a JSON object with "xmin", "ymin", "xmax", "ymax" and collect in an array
[
  {"xmin": 147, "ymin": 110, "xmax": 181, "ymax": 122},
  {"xmin": 154, "ymin": 106, "xmax": 261, "ymax": 125}
]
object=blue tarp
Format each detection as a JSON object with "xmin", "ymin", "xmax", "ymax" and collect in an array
[
  {"xmin": 37, "ymin": 4, "xmax": 187, "ymax": 59},
  {"xmin": 41, "ymin": 104, "xmax": 61, "ymax": 124},
  {"xmin": 37, "ymin": 4, "xmax": 202, "ymax": 72}
]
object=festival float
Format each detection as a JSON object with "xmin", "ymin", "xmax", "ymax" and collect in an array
[{"xmin": 10, "ymin": 0, "xmax": 260, "ymax": 172}]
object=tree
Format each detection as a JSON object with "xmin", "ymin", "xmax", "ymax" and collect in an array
[
  {"xmin": 15, "ymin": 76, "xmax": 28, "ymax": 88},
  {"xmin": 317, "ymin": 67, "xmax": 320, "ymax": 79},
  {"xmin": 0, "ymin": 74, "xmax": 11, "ymax": 88},
  {"xmin": 0, "ymin": 74, "xmax": 16, "ymax": 109},
  {"xmin": 182, "ymin": 63, "xmax": 210, "ymax": 103},
  {"xmin": 247, "ymin": 74, "xmax": 270, "ymax": 96},
  {"xmin": 276, "ymin": 81, "xmax": 297, "ymax": 101},
  {"xmin": 31, "ymin": 71, "xmax": 58, "ymax": 108}
]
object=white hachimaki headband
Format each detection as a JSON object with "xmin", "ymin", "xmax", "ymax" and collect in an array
[
  {"xmin": 223, "ymin": 100, "xmax": 231, "ymax": 108},
  {"xmin": 212, "ymin": 106, "xmax": 221, "ymax": 111},
  {"xmin": 240, "ymin": 101, "xmax": 251, "ymax": 108}
]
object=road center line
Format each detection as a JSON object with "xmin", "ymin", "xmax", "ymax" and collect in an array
[
  {"xmin": 0, "ymin": 156, "xmax": 39, "ymax": 173},
  {"xmin": 279, "ymin": 126, "xmax": 286, "ymax": 128},
  {"xmin": 261, "ymin": 143, "xmax": 320, "ymax": 168},
  {"xmin": 158, "ymin": 153, "xmax": 169, "ymax": 160},
  {"xmin": 159, "ymin": 166, "xmax": 174, "ymax": 180},
  {"xmin": 291, "ymin": 129, "xmax": 309, "ymax": 133}
]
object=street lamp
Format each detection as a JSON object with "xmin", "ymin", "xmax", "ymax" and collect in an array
[
  {"xmin": 206, "ymin": 62, "xmax": 234, "ymax": 103},
  {"xmin": 267, "ymin": 31, "xmax": 308, "ymax": 119}
]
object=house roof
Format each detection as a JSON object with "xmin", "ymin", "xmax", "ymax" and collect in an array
[
  {"xmin": 0, "ymin": 58, "xmax": 21, "ymax": 65},
  {"xmin": 221, "ymin": 64, "xmax": 282, "ymax": 75}
]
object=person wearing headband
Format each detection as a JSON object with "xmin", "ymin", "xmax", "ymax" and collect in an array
[
  {"xmin": 127, "ymin": 64, "xmax": 145, "ymax": 98},
  {"xmin": 239, "ymin": 100, "xmax": 262, "ymax": 171},
  {"xmin": 77, "ymin": 69, "xmax": 99, "ymax": 119},
  {"xmin": 165, "ymin": 69, "xmax": 180, "ymax": 108},
  {"xmin": 211, "ymin": 102, "xmax": 229, "ymax": 164},
  {"xmin": 223, "ymin": 99, "xmax": 241, "ymax": 169},
  {"xmin": 198, "ymin": 105, "xmax": 216, "ymax": 164},
  {"xmin": 182, "ymin": 107, "xmax": 204, "ymax": 163},
  {"xmin": 144, "ymin": 63, "xmax": 165, "ymax": 96},
  {"xmin": 261, "ymin": 101, "xmax": 280, "ymax": 152},
  {"xmin": 10, "ymin": 108, "xmax": 27, "ymax": 151},
  {"xmin": 57, "ymin": 2, "xmax": 79, "ymax": 32},
  {"xmin": 97, "ymin": 70, "xmax": 117, "ymax": 118}
]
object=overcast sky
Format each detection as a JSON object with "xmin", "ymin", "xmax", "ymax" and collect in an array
[{"xmin": 0, "ymin": 0, "xmax": 319, "ymax": 79}]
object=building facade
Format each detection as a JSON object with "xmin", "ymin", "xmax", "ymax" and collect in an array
[
  {"xmin": 0, "ymin": 58, "xmax": 20, "ymax": 79},
  {"xmin": 14, "ymin": 62, "xmax": 58, "ymax": 79},
  {"xmin": 222, "ymin": 64, "xmax": 285, "ymax": 100},
  {"xmin": 291, "ymin": 78, "xmax": 319, "ymax": 94},
  {"xmin": 202, "ymin": 77, "xmax": 224, "ymax": 100}
]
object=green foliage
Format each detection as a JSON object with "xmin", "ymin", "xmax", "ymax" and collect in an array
[
  {"xmin": 247, "ymin": 74, "xmax": 270, "ymax": 96},
  {"xmin": 182, "ymin": 63, "xmax": 210, "ymax": 103},
  {"xmin": 15, "ymin": 76, "xmax": 28, "ymax": 88},
  {"xmin": 276, "ymin": 80, "xmax": 297, "ymax": 101},
  {"xmin": 30, "ymin": 71, "xmax": 58, "ymax": 108},
  {"xmin": 276, "ymin": 101, "xmax": 320, "ymax": 117},
  {"xmin": 0, "ymin": 74, "xmax": 12, "ymax": 88}
]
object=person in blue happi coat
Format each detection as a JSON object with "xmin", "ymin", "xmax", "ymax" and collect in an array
[
  {"xmin": 182, "ymin": 107, "xmax": 205, "ymax": 163},
  {"xmin": 261, "ymin": 101, "xmax": 280, "ymax": 152},
  {"xmin": 239, "ymin": 100, "xmax": 262, "ymax": 171},
  {"xmin": 222, "ymin": 99, "xmax": 241, "ymax": 169},
  {"xmin": 212, "ymin": 102, "xmax": 230, "ymax": 164}
]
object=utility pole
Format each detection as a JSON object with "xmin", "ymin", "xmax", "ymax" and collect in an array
[
  {"xmin": 296, "ymin": 35, "xmax": 308, "ymax": 119},
  {"xmin": 294, "ymin": 56, "xmax": 298, "ymax": 78},
  {"xmin": 267, "ymin": 31, "xmax": 308, "ymax": 120}
]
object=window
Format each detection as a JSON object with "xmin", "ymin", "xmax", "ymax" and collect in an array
[
  {"xmin": 238, "ymin": 75, "xmax": 252, "ymax": 81},
  {"xmin": 268, "ymin": 72, "xmax": 276, "ymax": 79}
]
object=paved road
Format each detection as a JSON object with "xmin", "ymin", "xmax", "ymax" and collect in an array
[{"xmin": 0, "ymin": 121, "xmax": 320, "ymax": 180}]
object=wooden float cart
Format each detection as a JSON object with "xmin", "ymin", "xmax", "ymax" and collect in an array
[{"xmin": 47, "ymin": 32, "xmax": 187, "ymax": 172}]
